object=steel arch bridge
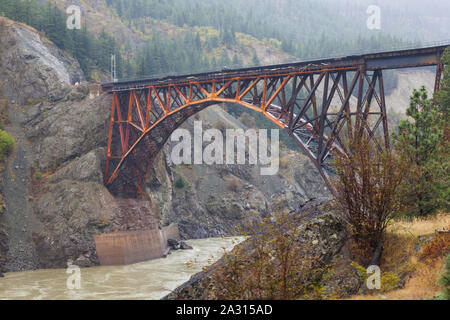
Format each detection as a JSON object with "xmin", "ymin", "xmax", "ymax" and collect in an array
[{"xmin": 101, "ymin": 45, "xmax": 448, "ymax": 197}]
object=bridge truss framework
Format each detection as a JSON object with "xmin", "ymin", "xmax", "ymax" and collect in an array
[{"xmin": 102, "ymin": 45, "xmax": 447, "ymax": 197}]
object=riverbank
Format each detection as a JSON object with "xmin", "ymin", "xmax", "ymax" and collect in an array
[{"xmin": 0, "ymin": 236, "xmax": 243, "ymax": 300}]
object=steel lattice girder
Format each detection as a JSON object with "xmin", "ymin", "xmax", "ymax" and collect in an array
[
  {"xmin": 103, "ymin": 45, "xmax": 447, "ymax": 197},
  {"xmin": 104, "ymin": 70, "xmax": 389, "ymax": 196}
]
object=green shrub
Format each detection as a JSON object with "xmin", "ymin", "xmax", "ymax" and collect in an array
[
  {"xmin": 34, "ymin": 171, "xmax": 43, "ymax": 180},
  {"xmin": 380, "ymin": 272, "xmax": 401, "ymax": 293},
  {"xmin": 351, "ymin": 262, "xmax": 400, "ymax": 293},
  {"xmin": 0, "ymin": 129, "xmax": 15, "ymax": 161},
  {"xmin": 174, "ymin": 176, "xmax": 187, "ymax": 189}
]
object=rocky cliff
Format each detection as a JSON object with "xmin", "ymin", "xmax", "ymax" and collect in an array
[
  {"xmin": 0, "ymin": 17, "xmax": 160, "ymax": 271},
  {"xmin": 0, "ymin": 18, "xmax": 84, "ymax": 106},
  {"xmin": 0, "ymin": 17, "xmax": 328, "ymax": 272}
]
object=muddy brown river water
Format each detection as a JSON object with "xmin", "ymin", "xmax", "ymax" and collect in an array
[{"xmin": 0, "ymin": 237, "xmax": 243, "ymax": 300}]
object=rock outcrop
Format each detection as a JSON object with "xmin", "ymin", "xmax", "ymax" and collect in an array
[
  {"xmin": 167, "ymin": 238, "xmax": 193, "ymax": 250},
  {"xmin": 17, "ymin": 91, "xmax": 163, "ymax": 269},
  {"xmin": 21, "ymin": 88, "xmax": 108, "ymax": 171},
  {"xmin": 0, "ymin": 17, "xmax": 84, "ymax": 106}
]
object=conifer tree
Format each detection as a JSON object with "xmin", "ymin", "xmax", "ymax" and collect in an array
[
  {"xmin": 231, "ymin": 54, "xmax": 240, "ymax": 68},
  {"xmin": 437, "ymin": 48, "xmax": 450, "ymax": 121},
  {"xmin": 251, "ymin": 51, "xmax": 260, "ymax": 66},
  {"xmin": 393, "ymin": 86, "xmax": 448, "ymax": 216}
]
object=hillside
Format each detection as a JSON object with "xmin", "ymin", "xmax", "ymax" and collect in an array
[
  {"xmin": 3, "ymin": 0, "xmax": 444, "ymax": 93},
  {"xmin": 47, "ymin": 0, "xmax": 294, "ymax": 81},
  {"xmin": 47, "ymin": 0, "xmax": 446, "ymax": 80}
]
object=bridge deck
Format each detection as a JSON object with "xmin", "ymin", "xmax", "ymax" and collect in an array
[{"xmin": 102, "ymin": 44, "xmax": 448, "ymax": 93}]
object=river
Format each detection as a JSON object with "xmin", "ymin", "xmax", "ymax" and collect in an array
[{"xmin": 0, "ymin": 236, "xmax": 243, "ymax": 300}]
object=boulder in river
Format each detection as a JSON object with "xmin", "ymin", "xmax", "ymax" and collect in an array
[
  {"xmin": 167, "ymin": 238, "xmax": 181, "ymax": 250},
  {"xmin": 168, "ymin": 239, "xmax": 193, "ymax": 250},
  {"xmin": 180, "ymin": 241, "xmax": 193, "ymax": 250}
]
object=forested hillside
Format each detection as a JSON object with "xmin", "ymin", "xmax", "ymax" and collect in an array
[
  {"xmin": 0, "ymin": 0, "xmax": 119, "ymax": 79},
  {"xmin": 3, "ymin": 0, "xmax": 445, "ymax": 82},
  {"xmin": 105, "ymin": 0, "xmax": 426, "ymax": 59},
  {"xmin": 103, "ymin": 0, "xmax": 422, "ymax": 74}
]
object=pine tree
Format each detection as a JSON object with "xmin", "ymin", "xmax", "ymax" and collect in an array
[
  {"xmin": 393, "ymin": 86, "xmax": 448, "ymax": 216},
  {"xmin": 251, "ymin": 51, "xmax": 260, "ymax": 66},
  {"xmin": 437, "ymin": 48, "xmax": 450, "ymax": 121},
  {"xmin": 218, "ymin": 50, "xmax": 231, "ymax": 68},
  {"xmin": 231, "ymin": 54, "xmax": 240, "ymax": 68}
]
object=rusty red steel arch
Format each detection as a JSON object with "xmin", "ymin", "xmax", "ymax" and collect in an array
[{"xmin": 102, "ymin": 45, "xmax": 447, "ymax": 197}]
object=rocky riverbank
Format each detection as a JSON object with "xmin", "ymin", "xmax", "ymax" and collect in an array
[{"xmin": 163, "ymin": 199, "xmax": 360, "ymax": 300}]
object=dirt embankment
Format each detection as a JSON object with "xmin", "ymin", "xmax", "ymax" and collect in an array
[{"xmin": 2, "ymin": 101, "xmax": 39, "ymax": 271}]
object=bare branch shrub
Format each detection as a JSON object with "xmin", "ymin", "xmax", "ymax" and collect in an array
[
  {"xmin": 209, "ymin": 211, "xmax": 324, "ymax": 299},
  {"xmin": 331, "ymin": 133, "xmax": 405, "ymax": 266}
]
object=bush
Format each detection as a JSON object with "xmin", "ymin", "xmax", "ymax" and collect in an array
[
  {"xmin": 0, "ymin": 129, "xmax": 15, "ymax": 161},
  {"xmin": 419, "ymin": 233, "xmax": 450, "ymax": 262},
  {"xmin": 436, "ymin": 255, "xmax": 450, "ymax": 300},
  {"xmin": 209, "ymin": 211, "xmax": 325, "ymax": 299},
  {"xmin": 33, "ymin": 171, "xmax": 43, "ymax": 180},
  {"xmin": 332, "ymin": 133, "xmax": 405, "ymax": 266},
  {"xmin": 351, "ymin": 262, "xmax": 400, "ymax": 293},
  {"xmin": 174, "ymin": 176, "xmax": 187, "ymax": 189}
]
